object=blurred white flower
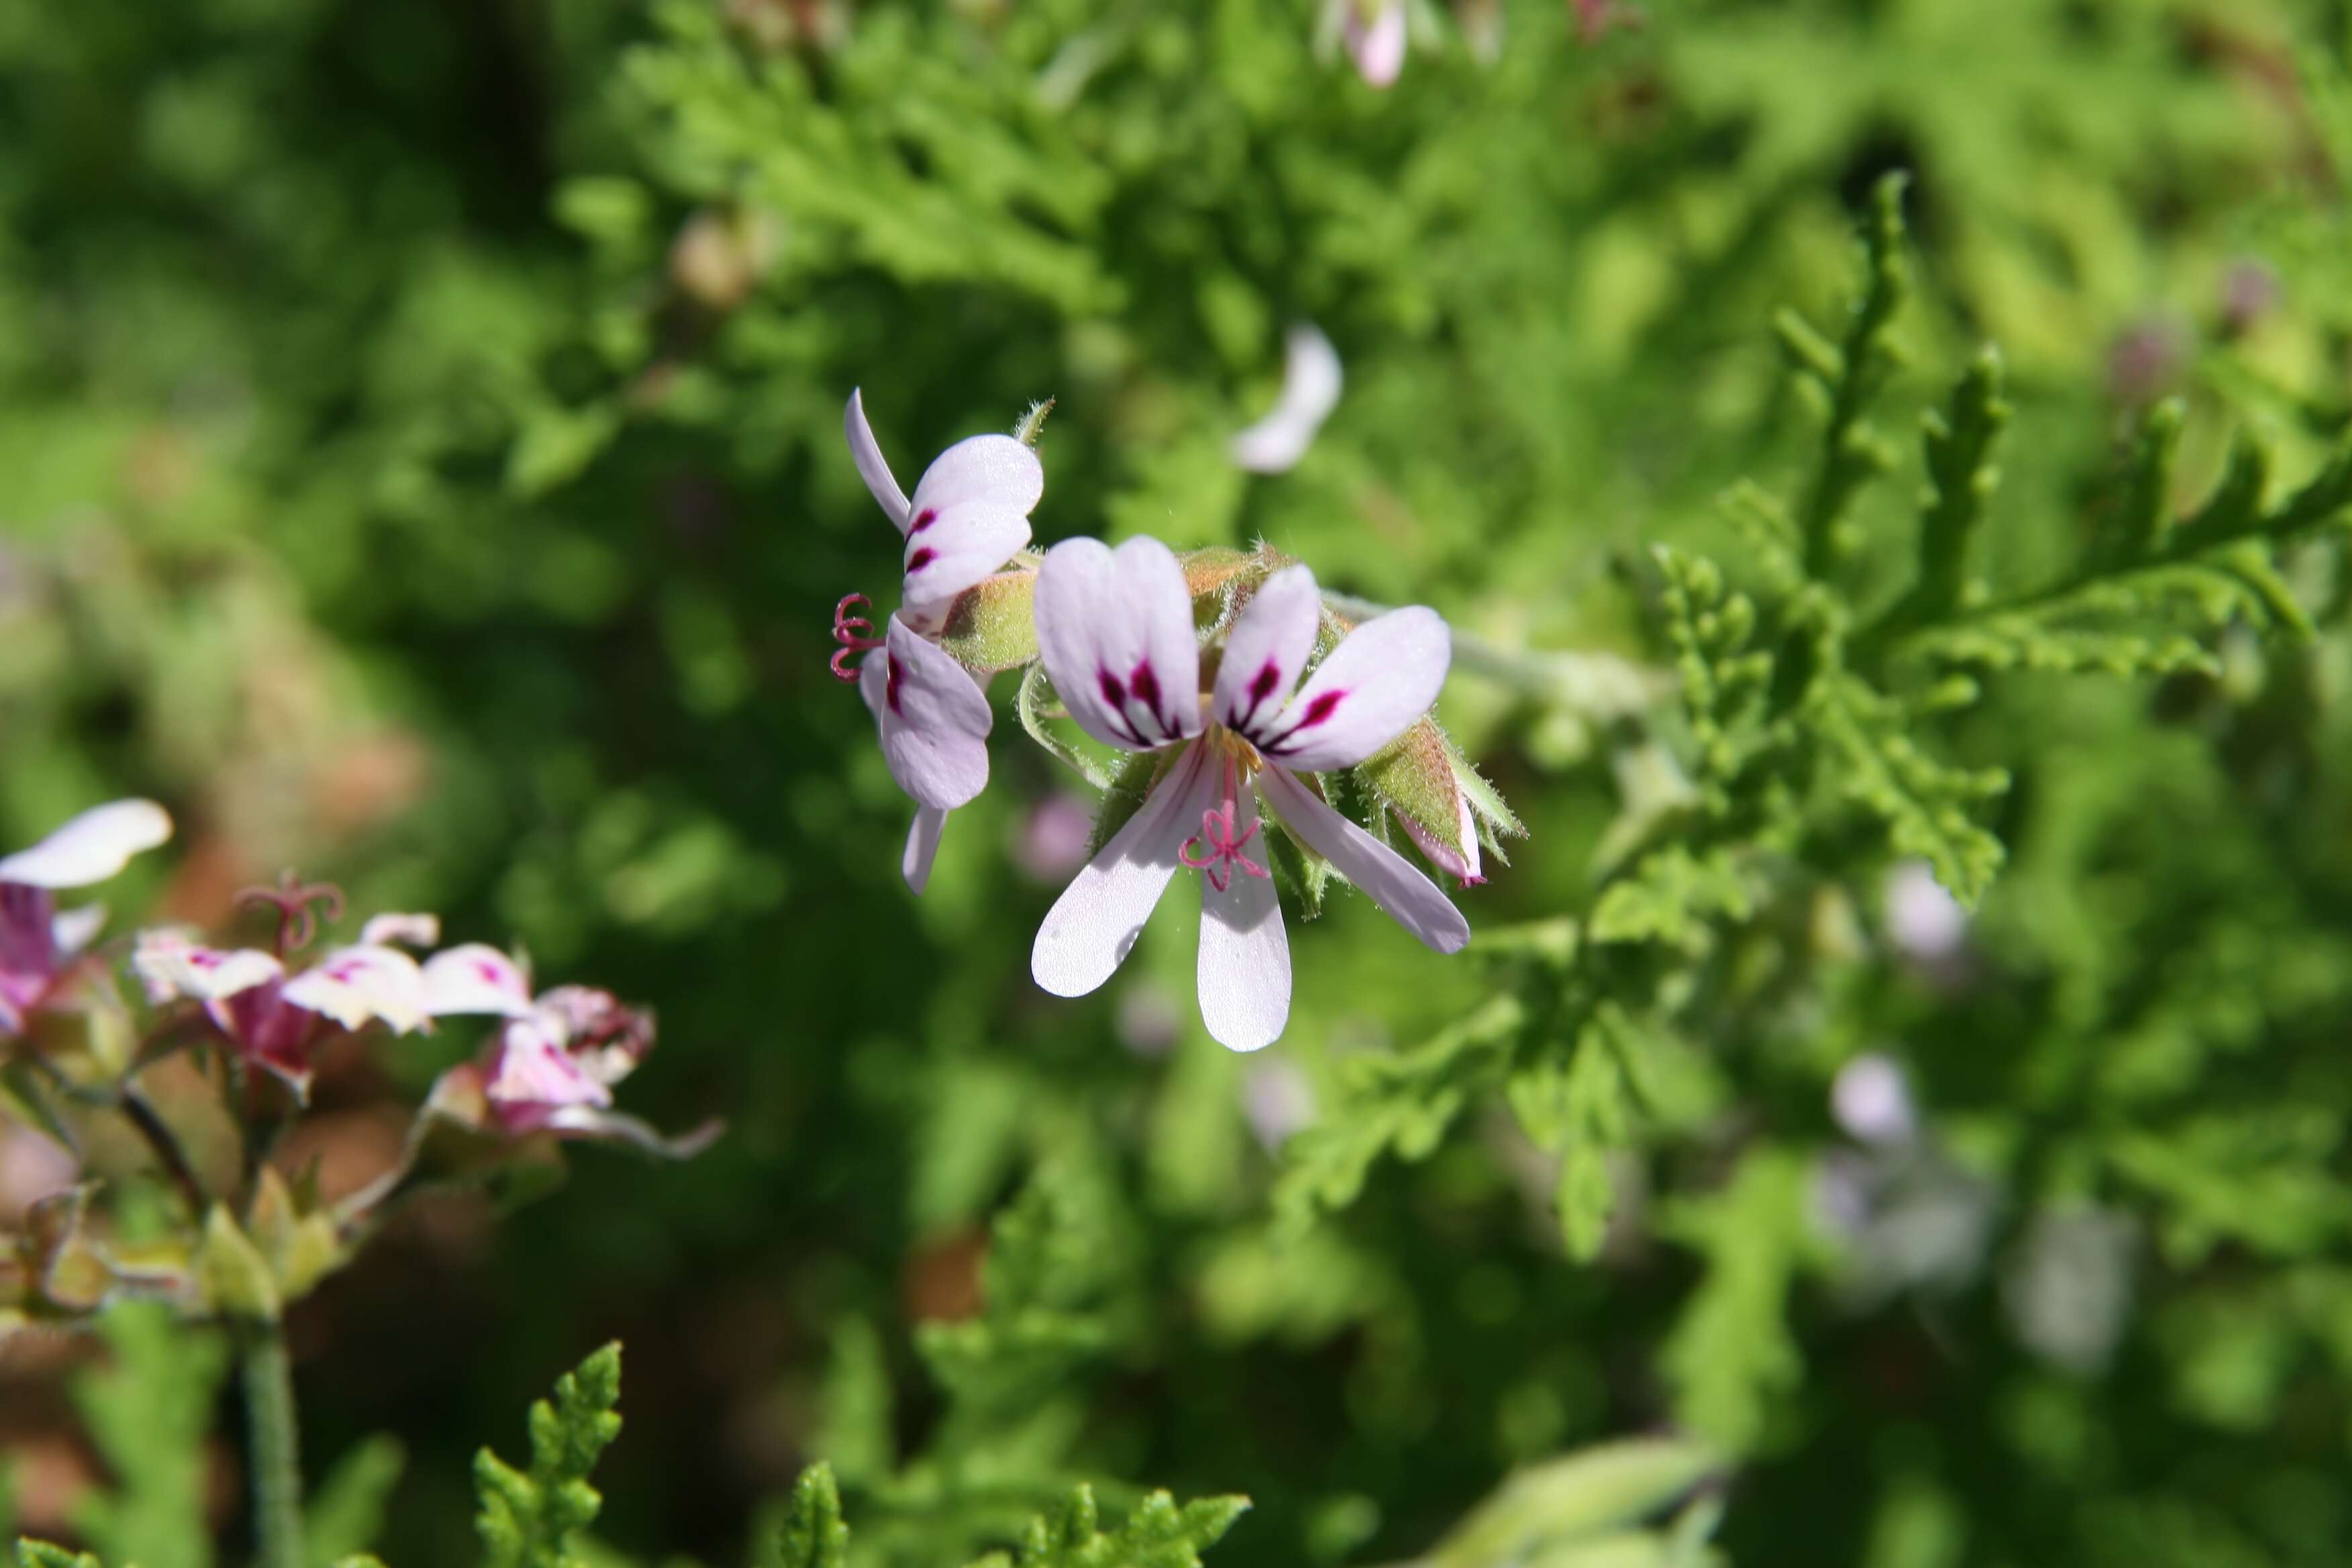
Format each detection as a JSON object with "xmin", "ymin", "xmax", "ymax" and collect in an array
[
  {"xmin": 1014, "ymin": 795, "xmax": 1097, "ymax": 885},
  {"xmin": 1242, "ymin": 1059, "xmax": 1318, "ymax": 1150},
  {"xmin": 2004, "ymin": 1205, "xmax": 2136, "ymax": 1375},
  {"xmin": 1882, "ymin": 859, "xmax": 1967, "ymax": 962},
  {"xmin": 1230, "ymin": 325, "xmax": 1343, "ymax": 475},
  {"xmin": 1831, "ymin": 1052, "xmax": 1917, "ymax": 1146}
]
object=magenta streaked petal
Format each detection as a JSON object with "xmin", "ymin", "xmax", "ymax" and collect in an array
[
  {"xmin": 1034, "ymin": 536, "xmax": 1204, "ymax": 752},
  {"xmin": 1259, "ymin": 766, "xmax": 1469, "ymax": 954},
  {"xmin": 873, "ymin": 618, "xmax": 993, "ymax": 810},
  {"xmin": 899, "ymin": 434, "xmax": 1041, "ymax": 618},
  {"xmin": 420, "ymin": 942, "xmax": 535, "ymax": 1018},
  {"xmin": 1255, "ymin": 605, "xmax": 1449, "ymax": 773}
]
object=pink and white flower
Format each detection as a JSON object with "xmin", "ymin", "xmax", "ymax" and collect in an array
[
  {"xmin": 1030, "ymin": 539, "xmax": 1469, "ymax": 1051},
  {"xmin": 0, "ymin": 799, "xmax": 173, "ymax": 1038},
  {"xmin": 133, "ymin": 927, "xmax": 532, "ymax": 1093},
  {"xmin": 831, "ymin": 389, "xmax": 1043, "ymax": 892}
]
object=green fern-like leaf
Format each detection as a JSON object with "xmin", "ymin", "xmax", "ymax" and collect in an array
[
  {"xmin": 1781, "ymin": 170, "xmax": 1912, "ymax": 577},
  {"xmin": 1274, "ymin": 995, "xmax": 1526, "ymax": 1235},
  {"xmin": 14, "ymin": 1544, "xmax": 102, "ymax": 1568},
  {"xmin": 756, "ymin": 1463, "xmax": 850, "ymax": 1568},
  {"xmin": 1008, "ymin": 1485, "xmax": 1248, "ymax": 1568},
  {"xmin": 305, "ymin": 1435, "xmax": 405, "ymax": 1567},
  {"xmin": 475, "ymin": 1342, "xmax": 625, "ymax": 1568},
  {"xmin": 70, "ymin": 1302, "xmax": 229, "ymax": 1568}
]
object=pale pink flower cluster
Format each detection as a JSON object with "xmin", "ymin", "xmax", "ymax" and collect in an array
[{"xmin": 830, "ymin": 393, "xmax": 1481, "ymax": 1052}]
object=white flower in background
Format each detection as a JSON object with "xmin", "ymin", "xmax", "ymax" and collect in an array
[
  {"xmin": 1242, "ymin": 1059, "xmax": 1318, "ymax": 1150},
  {"xmin": 1030, "ymin": 539, "xmax": 1468, "ymax": 1051},
  {"xmin": 1830, "ymin": 1052, "xmax": 1917, "ymax": 1146},
  {"xmin": 0, "ymin": 799, "xmax": 173, "ymax": 1038},
  {"xmin": 1882, "ymin": 859, "xmax": 1967, "ymax": 961},
  {"xmin": 2004, "ymin": 1205, "xmax": 2137, "ymax": 1375},
  {"xmin": 1340, "ymin": 0, "xmax": 1409, "ymax": 87},
  {"xmin": 832, "ymin": 389, "xmax": 1044, "ymax": 892},
  {"xmin": 1230, "ymin": 324, "xmax": 1343, "ymax": 475}
]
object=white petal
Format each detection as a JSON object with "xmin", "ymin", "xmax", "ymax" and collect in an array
[
  {"xmin": 359, "ymin": 912, "xmax": 441, "ymax": 949},
  {"xmin": 488, "ymin": 1019, "xmax": 613, "ymax": 1112},
  {"xmin": 902, "ymin": 805, "xmax": 948, "ymax": 894},
  {"xmin": 421, "ymin": 942, "xmax": 536, "ymax": 1017},
  {"xmin": 1230, "ymin": 324, "xmax": 1344, "ymax": 473},
  {"xmin": 1259, "ymin": 767, "xmax": 1469, "ymax": 954},
  {"xmin": 1344, "ymin": 1, "xmax": 1408, "ymax": 87},
  {"xmin": 873, "ymin": 618, "xmax": 993, "ymax": 810},
  {"xmin": 1213, "ymin": 564, "xmax": 1322, "ymax": 734},
  {"xmin": 1195, "ymin": 787, "xmax": 1290, "ymax": 1052},
  {"xmin": 132, "ymin": 932, "xmax": 284, "ymax": 1003},
  {"xmin": 901, "ymin": 434, "xmax": 1042, "ymax": 616},
  {"xmin": 50, "ymin": 904, "xmax": 108, "ymax": 957},
  {"xmin": 844, "ymin": 387, "xmax": 911, "ymax": 530},
  {"xmin": 1251, "ymin": 606, "xmax": 1449, "ymax": 773},
  {"xmin": 1034, "ymin": 536, "xmax": 1203, "ymax": 752},
  {"xmin": 0, "ymin": 800, "xmax": 173, "ymax": 890},
  {"xmin": 283, "ymin": 944, "xmax": 432, "ymax": 1034},
  {"xmin": 1033, "ymin": 742, "xmax": 1212, "ymax": 997}
]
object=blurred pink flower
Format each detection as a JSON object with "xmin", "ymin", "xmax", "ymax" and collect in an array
[{"xmin": 0, "ymin": 800, "xmax": 171, "ymax": 1038}]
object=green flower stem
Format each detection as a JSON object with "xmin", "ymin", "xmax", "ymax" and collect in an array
[{"xmin": 240, "ymin": 1320, "xmax": 306, "ymax": 1568}]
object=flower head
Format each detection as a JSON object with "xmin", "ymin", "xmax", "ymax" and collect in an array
[
  {"xmin": 1030, "ymin": 538, "xmax": 1469, "ymax": 1050},
  {"xmin": 0, "ymin": 800, "xmax": 173, "ymax": 1038},
  {"xmin": 834, "ymin": 389, "xmax": 1044, "ymax": 891}
]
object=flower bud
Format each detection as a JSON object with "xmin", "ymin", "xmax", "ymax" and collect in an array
[{"xmin": 1355, "ymin": 717, "xmax": 1522, "ymax": 887}]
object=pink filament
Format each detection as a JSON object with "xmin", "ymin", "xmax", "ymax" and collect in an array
[
  {"xmin": 1179, "ymin": 757, "xmax": 1271, "ymax": 894},
  {"xmin": 830, "ymin": 592, "xmax": 885, "ymax": 682}
]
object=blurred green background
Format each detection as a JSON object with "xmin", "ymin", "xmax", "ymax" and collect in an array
[{"xmin": 6, "ymin": 0, "xmax": 2352, "ymax": 1563}]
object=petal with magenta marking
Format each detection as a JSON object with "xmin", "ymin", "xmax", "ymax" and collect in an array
[
  {"xmin": 1034, "ymin": 536, "xmax": 1203, "ymax": 752},
  {"xmin": 1254, "ymin": 605, "xmax": 1449, "ymax": 773},
  {"xmin": 869, "ymin": 618, "xmax": 993, "ymax": 811}
]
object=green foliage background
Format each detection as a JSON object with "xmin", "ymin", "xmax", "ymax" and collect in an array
[{"xmin": 5, "ymin": 0, "xmax": 2352, "ymax": 1563}]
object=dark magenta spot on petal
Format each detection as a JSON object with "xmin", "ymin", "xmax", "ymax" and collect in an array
[
  {"xmin": 885, "ymin": 654, "xmax": 905, "ymax": 714},
  {"xmin": 1298, "ymin": 689, "xmax": 1346, "ymax": 728},
  {"xmin": 1129, "ymin": 661, "xmax": 1163, "ymax": 724},
  {"xmin": 1097, "ymin": 669, "xmax": 1126, "ymax": 709},
  {"xmin": 905, "ymin": 546, "xmax": 937, "ymax": 572},
  {"xmin": 910, "ymin": 507, "xmax": 938, "ymax": 532},
  {"xmin": 1248, "ymin": 660, "xmax": 1281, "ymax": 705}
]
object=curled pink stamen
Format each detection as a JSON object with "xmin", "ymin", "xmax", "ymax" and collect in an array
[
  {"xmin": 830, "ymin": 592, "xmax": 885, "ymax": 683},
  {"xmin": 1180, "ymin": 803, "xmax": 1269, "ymax": 895}
]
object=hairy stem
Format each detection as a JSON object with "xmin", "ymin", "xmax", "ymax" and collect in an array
[
  {"xmin": 240, "ymin": 1321, "xmax": 305, "ymax": 1568},
  {"xmin": 1318, "ymin": 591, "xmax": 1670, "ymax": 718}
]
